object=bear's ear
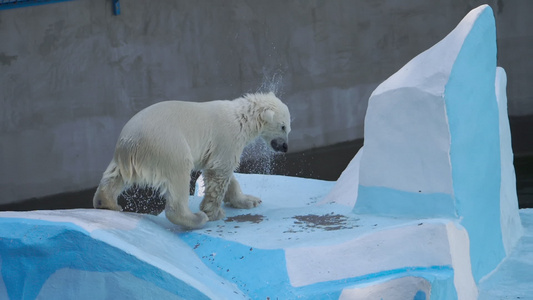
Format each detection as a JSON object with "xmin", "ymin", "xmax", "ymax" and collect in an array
[{"xmin": 261, "ymin": 109, "xmax": 275, "ymax": 123}]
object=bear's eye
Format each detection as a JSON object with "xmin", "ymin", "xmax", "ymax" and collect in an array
[{"xmin": 281, "ymin": 125, "xmax": 286, "ymax": 131}]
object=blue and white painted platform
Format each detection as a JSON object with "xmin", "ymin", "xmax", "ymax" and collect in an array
[
  {"xmin": 1, "ymin": 4, "xmax": 530, "ymax": 299},
  {"xmin": 0, "ymin": 174, "xmax": 470, "ymax": 299},
  {"xmin": 1, "ymin": 174, "xmax": 532, "ymax": 299}
]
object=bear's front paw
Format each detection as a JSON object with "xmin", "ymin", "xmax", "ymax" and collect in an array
[
  {"xmin": 194, "ymin": 211, "xmax": 210, "ymax": 226},
  {"xmin": 204, "ymin": 207, "xmax": 226, "ymax": 221}
]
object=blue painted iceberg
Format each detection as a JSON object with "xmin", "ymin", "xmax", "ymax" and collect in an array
[{"xmin": 0, "ymin": 4, "xmax": 529, "ymax": 300}]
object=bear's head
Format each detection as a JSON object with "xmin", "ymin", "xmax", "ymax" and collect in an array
[{"xmin": 257, "ymin": 93, "xmax": 291, "ymax": 153}]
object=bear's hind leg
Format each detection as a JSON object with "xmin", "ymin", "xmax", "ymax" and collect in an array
[
  {"xmin": 223, "ymin": 174, "xmax": 262, "ymax": 209},
  {"xmin": 93, "ymin": 160, "xmax": 125, "ymax": 211},
  {"xmin": 200, "ymin": 170, "xmax": 231, "ymax": 221},
  {"xmin": 165, "ymin": 171, "xmax": 209, "ymax": 229}
]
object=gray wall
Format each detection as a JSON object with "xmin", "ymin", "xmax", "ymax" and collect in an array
[{"xmin": 1, "ymin": 0, "xmax": 532, "ymax": 204}]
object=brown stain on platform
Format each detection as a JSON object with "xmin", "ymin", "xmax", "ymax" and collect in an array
[
  {"xmin": 225, "ymin": 214, "xmax": 265, "ymax": 224},
  {"xmin": 290, "ymin": 213, "xmax": 356, "ymax": 231}
]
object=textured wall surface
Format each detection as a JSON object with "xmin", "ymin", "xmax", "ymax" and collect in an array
[{"xmin": 1, "ymin": 0, "xmax": 532, "ymax": 203}]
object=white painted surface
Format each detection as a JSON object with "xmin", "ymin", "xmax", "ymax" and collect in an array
[
  {"xmin": 445, "ymin": 222, "xmax": 478, "ymax": 300},
  {"xmin": 495, "ymin": 67, "xmax": 523, "ymax": 255},
  {"xmin": 285, "ymin": 222, "xmax": 452, "ymax": 287},
  {"xmin": 321, "ymin": 147, "xmax": 362, "ymax": 207},
  {"xmin": 339, "ymin": 276, "xmax": 431, "ymax": 300},
  {"xmin": 360, "ymin": 89, "xmax": 453, "ymax": 194}
]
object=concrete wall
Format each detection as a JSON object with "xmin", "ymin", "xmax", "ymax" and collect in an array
[{"xmin": 1, "ymin": 0, "xmax": 532, "ymax": 204}]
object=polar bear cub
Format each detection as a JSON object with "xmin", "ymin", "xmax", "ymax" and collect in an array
[{"xmin": 93, "ymin": 92, "xmax": 291, "ymax": 229}]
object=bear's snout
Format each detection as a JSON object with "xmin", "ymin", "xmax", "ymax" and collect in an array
[{"xmin": 271, "ymin": 138, "xmax": 288, "ymax": 153}]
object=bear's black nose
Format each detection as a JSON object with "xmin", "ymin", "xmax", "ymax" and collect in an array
[{"xmin": 271, "ymin": 139, "xmax": 288, "ymax": 153}]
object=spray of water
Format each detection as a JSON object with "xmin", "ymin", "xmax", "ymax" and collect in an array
[
  {"xmin": 239, "ymin": 138, "xmax": 278, "ymax": 174},
  {"xmin": 256, "ymin": 67, "xmax": 285, "ymax": 96},
  {"xmin": 237, "ymin": 67, "xmax": 288, "ymax": 175}
]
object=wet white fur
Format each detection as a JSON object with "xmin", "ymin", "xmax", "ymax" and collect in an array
[{"xmin": 93, "ymin": 92, "xmax": 291, "ymax": 228}]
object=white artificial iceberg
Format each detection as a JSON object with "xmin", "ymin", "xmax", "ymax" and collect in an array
[
  {"xmin": 0, "ymin": 5, "xmax": 529, "ymax": 300},
  {"xmin": 352, "ymin": 4, "xmax": 522, "ymax": 282}
]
